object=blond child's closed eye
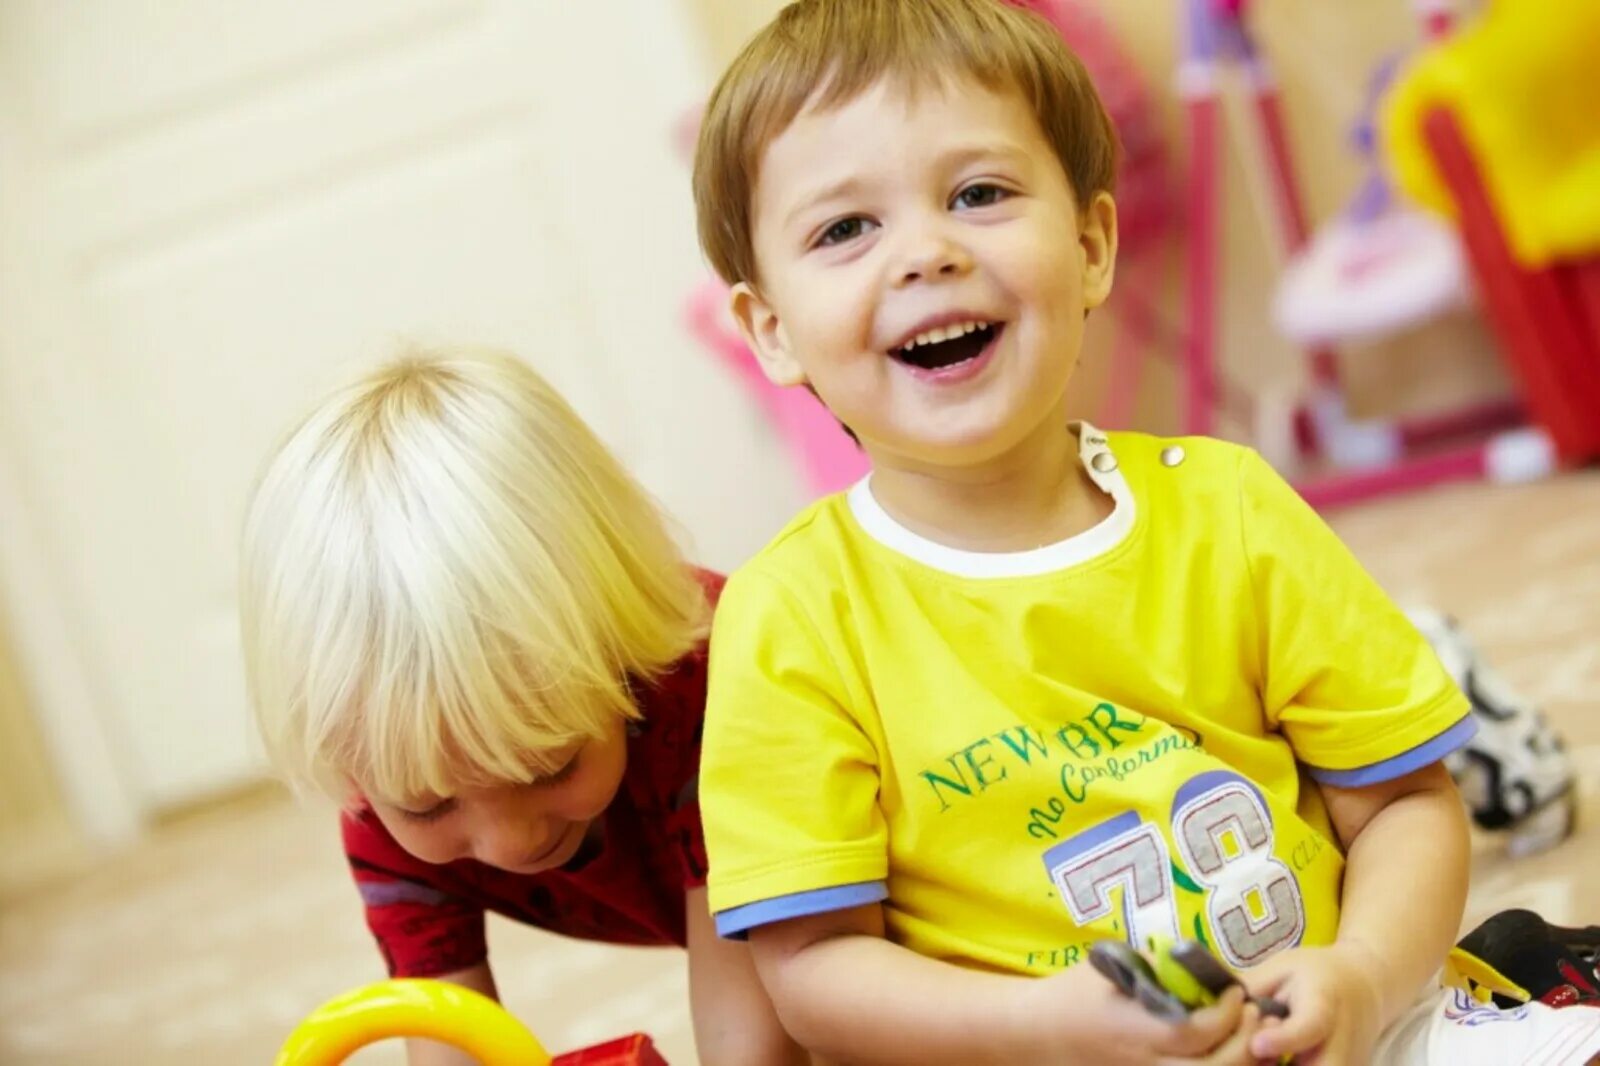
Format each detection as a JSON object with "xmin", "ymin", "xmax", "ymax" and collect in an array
[
  {"xmin": 392, "ymin": 747, "xmax": 584, "ymax": 824},
  {"xmin": 398, "ymin": 797, "xmax": 457, "ymax": 824}
]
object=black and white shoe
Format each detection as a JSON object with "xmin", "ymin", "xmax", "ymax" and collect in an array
[{"xmin": 1409, "ymin": 607, "xmax": 1576, "ymax": 857}]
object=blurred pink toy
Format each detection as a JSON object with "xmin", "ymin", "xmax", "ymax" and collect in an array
[{"xmin": 685, "ymin": 280, "xmax": 869, "ymax": 497}]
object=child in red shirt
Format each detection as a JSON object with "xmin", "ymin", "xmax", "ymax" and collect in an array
[{"xmin": 240, "ymin": 347, "xmax": 803, "ymax": 1066}]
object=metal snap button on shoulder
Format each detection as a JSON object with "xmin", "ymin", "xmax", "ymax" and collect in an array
[
  {"xmin": 1090, "ymin": 451, "xmax": 1119, "ymax": 473},
  {"xmin": 1160, "ymin": 445, "xmax": 1186, "ymax": 468}
]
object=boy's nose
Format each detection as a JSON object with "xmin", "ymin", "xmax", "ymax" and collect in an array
[{"xmin": 893, "ymin": 229, "xmax": 973, "ymax": 288}]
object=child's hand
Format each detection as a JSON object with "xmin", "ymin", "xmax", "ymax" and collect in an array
[
  {"xmin": 1242, "ymin": 944, "xmax": 1385, "ymax": 1064},
  {"xmin": 1030, "ymin": 962, "xmax": 1263, "ymax": 1065}
]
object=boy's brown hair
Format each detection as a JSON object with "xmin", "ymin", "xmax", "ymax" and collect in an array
[{"xmin": 692, "ymin": 0, "xmax": 1119, "ymax": 286}]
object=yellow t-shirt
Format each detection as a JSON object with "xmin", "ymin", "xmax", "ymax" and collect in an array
[{"xmin": 701, "ymin": 428, "xmax": 1473, "ymax": 976}]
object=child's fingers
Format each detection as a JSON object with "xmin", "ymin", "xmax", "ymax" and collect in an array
[
  {"xmin": 1158, "ymin": 1003, "xmax": 1262, "ymax": 1066},
  {"xmin": 1206, "ymin": 1003, "xmax": 1263, "ymax": 1066},
  {"xmin": 1238, "ymin": 955, "xmax": 1293, "ymax": 1000},
  {"xmin": 1158, "ymin": 987, "xmax": 1246, "ymax": 1057},
  {"xmin": 1248, "ymin": 991, "xmax": 1331, "ymax": 1059}
]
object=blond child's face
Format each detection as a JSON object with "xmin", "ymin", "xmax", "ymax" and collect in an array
[
  {"xmin": 363, "ymin": 718, "xmax": 630, "ymax": 874},
  {"xmin": 731, "ymin": 76, "xmax": 1116, "ymax": 471}
]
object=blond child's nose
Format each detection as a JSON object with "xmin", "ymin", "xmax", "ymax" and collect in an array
[
  {"xmin": 473, "ymin": 822, "xmax": 555, "ymax": 870},
  {"xmin": 469, "ymin": 796, "xmax": 558, "ymax": 869}
]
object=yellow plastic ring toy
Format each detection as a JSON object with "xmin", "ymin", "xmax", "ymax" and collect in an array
[{"xmin": 275, "ymin": 978, "xmax": 552, "ymax": 1066}]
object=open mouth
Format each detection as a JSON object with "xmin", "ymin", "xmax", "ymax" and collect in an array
[{"xmin": 890, "ymin": 320, "xmax": 1000, "ymax": 371}]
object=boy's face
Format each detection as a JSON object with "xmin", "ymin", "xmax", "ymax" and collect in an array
[
  {"xmin": 364, "ymin": 718, "xmax": 629, "ymax": 874},
  {"xmin": 731, "ymin": 76, "xmax": 1117, "ymax": 470}
]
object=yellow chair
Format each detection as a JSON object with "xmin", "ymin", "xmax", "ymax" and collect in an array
[
  {"xmin": 275, "ymin": 979, "xmax": 551, "ymax": 1066},
  {"xmin": 1384, "ymin": 0, "xmax": 1600, "ymax": 267}
]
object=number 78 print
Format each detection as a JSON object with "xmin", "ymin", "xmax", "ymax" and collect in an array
[{"xmin": 1044, "ymin": 770, "xmax": 1308, "ymax": 969}]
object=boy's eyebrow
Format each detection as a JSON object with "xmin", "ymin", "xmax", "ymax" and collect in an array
[
  {"xmin": 934, "ymin": 142, "xmax": 1033, "ymax": 171},
  {"xmin": 783, "ymin": 176, "xmax": 866, "ymax": 231},
  {"xmin": 781, "ymin": 142, "xmax": 1033, "ymax": 230}
]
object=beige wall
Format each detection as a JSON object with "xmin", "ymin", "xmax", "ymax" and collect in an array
[
  {"xmin": 0, "ymin": 0, "xmax": 806, "ymax": 835},
  {"xmin": 680, "ymin": 0, "xmax": 775, "ymax": 69},
  {"xmin": 0, "ymin": 619, "xmax": 83, "ymax": 898},
  {"xmin": 678, "ymin": 0, "xmax": 1510, "ymax": 437}
]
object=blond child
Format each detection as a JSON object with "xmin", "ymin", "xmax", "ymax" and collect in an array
[
  {"xmin": 690, "ymin": 2, "xmax": 1600, "ymax": 1063},
  {"xmin": 239, "ymin": 348, "xmax": 806, "ymax": 1066}
]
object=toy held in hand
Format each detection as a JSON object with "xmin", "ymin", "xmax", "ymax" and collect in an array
[{"xmin": 1089, "ymin": 936, "xmax": 1290, "ymax": 1022}]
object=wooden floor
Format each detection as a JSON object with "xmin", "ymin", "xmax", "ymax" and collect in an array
[{"xmin": 3, "ymin": 468, "xmax": 1597, "ymax": 1065}]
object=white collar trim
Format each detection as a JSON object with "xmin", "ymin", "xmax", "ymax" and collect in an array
[{"xmin": 846, "ymin": 423, "xmax": 1135, "ymax": 579}]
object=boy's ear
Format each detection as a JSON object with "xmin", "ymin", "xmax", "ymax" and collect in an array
[
  {"xmin": 1079, "ymin": 190, "xmax": 1119, "ymax": 311},
  {"xmin": 729, "ymin": 282, "xmax": 807, "ymax": 387}
]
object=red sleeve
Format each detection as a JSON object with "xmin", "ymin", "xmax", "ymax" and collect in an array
[
  {"xmin": 339, "ymin": 809, "xmax": 488, "ymax": 978},
  {"xmin": 660, "ymin": 658, "xmax": 710, "ymax": 892},
  {"xmin": 658, "ymin": 570, "xmax": 722, "ymax": 890},
  {"xmin": 694, "ymin": 568, "xmax": 727, "ymax": 603},
  {"xmin": 627, "ymin": 563, "xmax": 723, "ymax": 889}
]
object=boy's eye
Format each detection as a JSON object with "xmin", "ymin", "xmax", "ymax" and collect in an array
[
  {"xmin": 952, "ymin": 183, "xmax": 1009, "ymax": 210},
  {"xmin": 399, "ymin": 797, "xmax": 457, "ymax": 823},
  {"xmin": 813, "ymin": 216, "xmax": 874, "ymax": 248}
]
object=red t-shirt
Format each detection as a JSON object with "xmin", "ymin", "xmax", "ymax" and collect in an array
[{"xmin": 340, "ymin": 571, "xmax": 722, "ymax": 978}]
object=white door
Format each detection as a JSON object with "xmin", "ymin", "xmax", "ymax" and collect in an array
[{"xmin": 0, "ymin": 0, "xmax": 802, "ymax": 825}]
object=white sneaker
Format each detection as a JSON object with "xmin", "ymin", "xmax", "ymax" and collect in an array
[{"xmin": 1408, "ymin": 607, "xmax": 1576, "ymax": 856}]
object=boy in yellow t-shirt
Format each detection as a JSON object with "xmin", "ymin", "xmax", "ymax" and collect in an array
[{"xmin": 691, "ymin": 1, "xmax": 1600, "ymax": 1064}]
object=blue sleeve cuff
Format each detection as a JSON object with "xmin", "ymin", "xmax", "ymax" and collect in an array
[
  {"xmin": 713, "ymin": 881, "xmax": 888, "ymax": 940},
  {"xmin": 1305, "ymin": 714, "xmax": 1478, "ymax": 787}
]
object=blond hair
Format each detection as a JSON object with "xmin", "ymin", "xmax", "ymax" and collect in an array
[
  {"xmin": 240, "ymin": 347, "xmax": 707, "ymax": 804},
  {"xmin": 693, "ymin": 0, "xmax": 1119, "ymax": 286}
]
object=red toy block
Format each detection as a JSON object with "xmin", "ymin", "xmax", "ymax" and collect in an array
[{"xmin": 552, "ymin": 1033, "xmax": 669, "ymax": 1066}]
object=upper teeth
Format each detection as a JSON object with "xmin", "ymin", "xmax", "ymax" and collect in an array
[{"xmin": 900, "ymin": 320, "xmax": 989, "ymax": 350}]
